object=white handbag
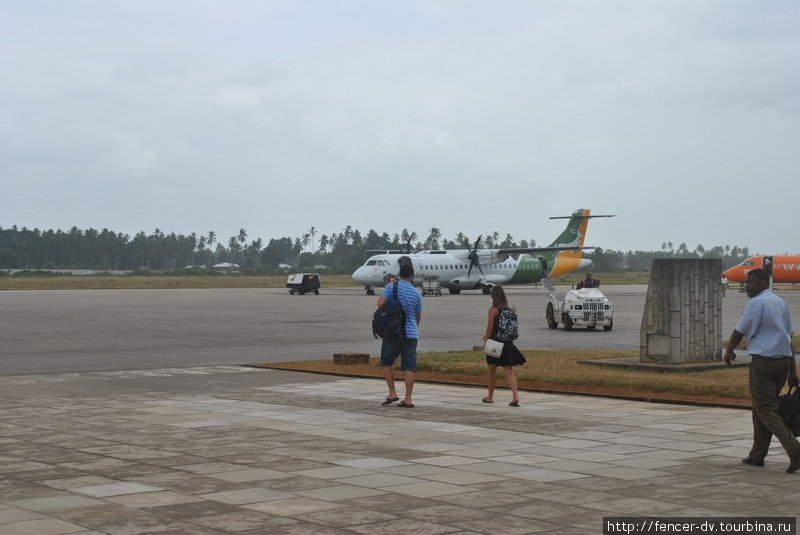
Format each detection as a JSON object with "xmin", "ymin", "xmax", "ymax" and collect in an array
[{"xmin": 484, "ymin": 338, "xmax": 504, "ymax": 357}]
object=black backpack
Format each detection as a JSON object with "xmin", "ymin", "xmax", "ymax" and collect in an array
[
  {"xmin": 778, "ymin": 385, "xmax": 800, "ymax": 437},
  {"xmin": 372, "ymin": 282, "xmax": 406, "ymax": 340}
]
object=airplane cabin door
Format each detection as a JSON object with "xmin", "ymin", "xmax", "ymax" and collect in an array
[{"xmin": 762, "ymin": 256, "xmax": 774, "ymax": 285}]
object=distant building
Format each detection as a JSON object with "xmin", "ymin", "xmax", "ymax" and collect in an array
[
  {"xmin": 212, "ymin": 262, "xmax": 240, "ymax": 273},
  {"xmin": 313, "ymin": 264, "xmax": 330, "ymax": 270},
  {"xmin": 277, "ymin": 263, "xmax": 293, "ymax": 270}
]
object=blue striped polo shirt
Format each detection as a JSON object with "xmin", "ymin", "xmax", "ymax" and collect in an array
[{"xmin": 381, "ymin": 280, "xmax": 423, "ymax": 339}]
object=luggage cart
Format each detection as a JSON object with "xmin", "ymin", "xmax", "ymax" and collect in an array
[
  {"xmin": 422, "ymin": 273, "xmax": 441, "ymax": 296},
  {"xmin": 286, "ymin": 273, "xmax": 321, "ymax": 295}
]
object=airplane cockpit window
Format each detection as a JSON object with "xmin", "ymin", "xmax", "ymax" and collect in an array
[{"xmin": 367, "ymin": 260, "xmax": 377, "ymax": 266}]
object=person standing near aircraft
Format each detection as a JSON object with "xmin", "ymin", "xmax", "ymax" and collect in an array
[
  {"xmin": 481, "ymin": 286, "xmax": 526, "ymax": 407},
  {"xmin": 724, "ymin": 268, "xmax": 800, "ymax": 473},
  {"xmin": 377, "ymin": 264, "xmax": 422, "ymax": 408},
  {"xmin": 576, "ymin": 272, "xmax": 599, "ymax": 289}
]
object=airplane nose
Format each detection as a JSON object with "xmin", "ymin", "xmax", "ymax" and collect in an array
[{"xmin": 352, "ymin": 267, "xmax": 367, "ymax": 285}]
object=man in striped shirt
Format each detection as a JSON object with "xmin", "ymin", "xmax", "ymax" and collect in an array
[{"xmin": 377, "ymin": 263, "xmax": 423, "ymax": 408}]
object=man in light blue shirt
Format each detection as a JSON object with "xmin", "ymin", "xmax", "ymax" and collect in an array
[
  {"xmin": 725, "ymin": 268, "xmax": 799, "ymax": 473},
  {"xmin": 376, "ymin": 263, "xmax": 422, "ymax": 408}
]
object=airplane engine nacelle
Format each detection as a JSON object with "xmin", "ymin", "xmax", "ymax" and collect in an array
[
  {"xmin": 449, "ymin": 250, "xmax": 472, "ymax": 261},
  {"xmin": 477, "ymin": 250, "xmax": 496, "ymax": 263}
]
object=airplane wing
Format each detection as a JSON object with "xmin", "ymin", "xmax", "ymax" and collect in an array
[
  {"xmin": 496, "ymin": 246, "xmax": 595, "ymax": 255},
  {"xmin": 364, "ymin": 249, "xmax": 422, "ymax": 254}
]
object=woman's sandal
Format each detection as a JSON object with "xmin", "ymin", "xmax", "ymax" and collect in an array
[
  {"xmin": 482, "ymin": 397, "xmax": 494, "ymax": 403},
  {"xmin": 381, "ymin": 397, "xmax": 400, "ymax": 406},
  {"xmin": 509, "ymin": 400, "xmax": 520, "ymax": 407}
]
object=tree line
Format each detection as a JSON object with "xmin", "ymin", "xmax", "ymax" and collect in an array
[{"xmin": 0, "ymin": 225, "xmax": 751, "ymax": 273}]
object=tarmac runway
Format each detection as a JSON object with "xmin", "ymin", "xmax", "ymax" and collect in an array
[{"xmin": 2, "ymin": 284, "xmax": 799, "ymax": 376}]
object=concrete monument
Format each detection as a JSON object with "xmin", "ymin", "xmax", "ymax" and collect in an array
[{"xmin": 640, "ymin": 258, "xmax": 723, "ymax": 364}]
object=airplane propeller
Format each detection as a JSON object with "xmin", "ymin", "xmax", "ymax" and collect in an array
[{"xmin": 464, "ymin": 236, "xmax": 485, "ymax": 279}]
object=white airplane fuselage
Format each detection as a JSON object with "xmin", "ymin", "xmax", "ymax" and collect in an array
[
  {"xmin": 352, "ymin": 208, "xmax": 604, "ymax": 294},
  {"xmin": 352, "ymin": 251, "xmax": 591, "ymax": 292}
]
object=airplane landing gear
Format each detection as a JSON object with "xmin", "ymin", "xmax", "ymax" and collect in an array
[
  {"xmin": 448, "ymin": 288, "xmax": 461, "ymax": 294},
  {"xmin": 365, "ymin": 285, "xmax": 375, "ymax": 295}
]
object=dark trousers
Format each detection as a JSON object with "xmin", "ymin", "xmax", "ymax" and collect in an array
[{"xmin": 748, "ymin": 355, "xmax": 800, "ymax": 460}]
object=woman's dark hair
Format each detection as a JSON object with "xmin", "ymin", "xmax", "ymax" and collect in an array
[{"xmin": 490, "ymin": 285, "xmax": 509, "ymax": 308}]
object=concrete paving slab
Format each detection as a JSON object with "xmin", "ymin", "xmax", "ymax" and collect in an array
[
  {"xmin": 2, "ymin": 366, "xmax": 799, "ymax": 535},
  {"xmin": 0, "ymin": 518, "xmax": 87, "ymax": 535}
]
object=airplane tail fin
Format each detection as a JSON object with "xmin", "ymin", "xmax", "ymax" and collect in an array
[{"xmin": 547, "ymin": 209, "xmax": 614, "ymax": 249}]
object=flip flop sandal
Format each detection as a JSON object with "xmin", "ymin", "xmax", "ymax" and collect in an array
[
  {"xmin": 398, "ymin": 401, "xmax": 415, "ymax": 408},
  {"xmin": 381, "ymin": 397, "xmax": 400, "ymax": 406},
  {"xmin": 482, "ymin": 398, "xmax": 494, "ymax": 403},
  {"xmin": 509, "ymin": 400, "xmax": 520, "ymax": 407}
]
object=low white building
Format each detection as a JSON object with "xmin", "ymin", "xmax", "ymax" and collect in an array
[{"xmin": 212, "ymin": 262, "xmax": 240, "ymax": 273}]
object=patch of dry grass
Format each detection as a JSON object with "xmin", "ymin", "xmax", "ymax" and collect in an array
[
  {"xmin": 0, "ymin": 274, "xmax": 358, "ymax": 290},
  {"xmin": 256, "ymin": 348, "xmax": 756, "ymax": 407}
]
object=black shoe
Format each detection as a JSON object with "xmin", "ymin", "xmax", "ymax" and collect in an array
[
  {"xmin": 741, "ymin": 457, "xmax": 764, "ymax": 467},
  {"xmin": 787, "ymin": 450, "xmax": 800, "ymax": 473}
]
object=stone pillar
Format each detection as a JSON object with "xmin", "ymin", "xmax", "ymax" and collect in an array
[{"xmin": 640, "ymin": 258, "xmax": 722, "ymax": 364}]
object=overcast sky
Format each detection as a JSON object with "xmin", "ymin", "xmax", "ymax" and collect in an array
[{"xmin": 1, "ymin": 1, "xmax": 798, "ymax": 254}]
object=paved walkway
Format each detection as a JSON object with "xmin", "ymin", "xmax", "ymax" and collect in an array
[{"xmin": 1, "ymin": 366, "xmax": 798, "ymax": 535}]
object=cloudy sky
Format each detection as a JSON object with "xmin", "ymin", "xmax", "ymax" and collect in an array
[{"xmin": 1, "ymin": 1, "xmax": 798, "ymax": 254}]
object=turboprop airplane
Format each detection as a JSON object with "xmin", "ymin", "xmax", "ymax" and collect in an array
[
  {"xmin": 352, "ymin": 209, "xmax": 613, "ymax": 295},
  {"xmin": 723, "ymin": 255, "xmax": 800, "ymax": 284}
]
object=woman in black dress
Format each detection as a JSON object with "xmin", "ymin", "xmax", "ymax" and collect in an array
[{"xmin": 481, "ymin": 285, "xmax": 526, "ymax": 406}]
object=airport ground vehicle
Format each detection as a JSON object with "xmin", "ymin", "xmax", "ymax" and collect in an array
[
  {"xmin": 546, "ymin": 287, "xmax": 613, "ymax": 331},
  {"xmin": 286, "ymin": 273, "xmax": 321, "ymax": 295},
  {"xmin": 422, "ymin": 273, "xmax": 442, "ymax": 296}
]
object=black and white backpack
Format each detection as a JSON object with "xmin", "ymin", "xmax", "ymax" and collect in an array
[{"xmin": 495, "ymin": 307, "xmax": 518, "ymax": 342}]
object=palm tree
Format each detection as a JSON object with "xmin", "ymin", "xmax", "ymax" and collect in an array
[
  {"xmin": 426, "ymin": 227, "xmax": 441, "ymax": 250},
  {"xmin": 293, "ymin": 238, "xmax": 303, "ymax": 262},
  {"xmin": 206, "ymin": 231, "xmax": 216, "ymax": 267},
  {"xmin": 408, "ymin": 231, "xmax": 418, "ymax": 251},
  {"xmin": 308, "ymin": 226, "xmax": 317, "ymax": 253},
  {"xmin": 301, "ymin": 233, "xmax": 311, "ymax": 252},
  {"xmin": 237, "ymin": 228, "xmax": 247, "ymax": 246}
]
